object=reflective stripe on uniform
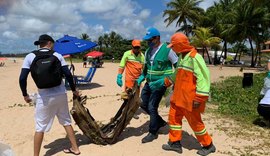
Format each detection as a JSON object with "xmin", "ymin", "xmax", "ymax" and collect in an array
[
  {"xmin": 169, "ymin": 125, "xmax": 182, "ymax": 131},
  {"xmin": 194, "ymin": 128, "xmax": 207, "ymax": 136},
  {"xmin": 196, "ymin": 90, "xmax": 209, "ymax": 96},
  {"xmin": 178, "ymin": 65, "xmax": 194, "ymax": 73},
  {"xmin": 147, "ymin": 69, "xmax": 173, "ymax": 75}
]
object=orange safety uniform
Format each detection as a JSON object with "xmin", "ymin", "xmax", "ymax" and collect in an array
[
  {"xmin": 118, "ymin": 50, "xmax": 145, "ymax": 89},
  {"xmin": 165, "ymin": 33, "xmax": 212, "ymax": 147}
]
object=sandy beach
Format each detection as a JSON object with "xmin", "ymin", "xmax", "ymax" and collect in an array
[{"xmin": 0, "ymin": 58, "xmax": 269, "ymax": 156}]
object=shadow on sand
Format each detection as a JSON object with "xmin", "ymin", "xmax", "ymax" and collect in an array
[
  {"xmin": 66, "ymin": 82, "xmax": 103, "ymax": 90},
  {"xmin": 44, "ymin": 108, "xmax": 201, "ymax": 155},
  {"xmin": 43, "ymin": 131, "xmax": 90, "ymax": 156}
]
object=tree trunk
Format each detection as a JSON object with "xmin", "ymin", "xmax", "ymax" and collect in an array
[
  {"xmin": 219, "ymin": 44, "xmax": 225, "ymax": 62},
  {"xmin": 248, "ymin": 37, "xmax": 255, "ymax": 67},
  {"xmin": 205, "ymin": 46, "xmax": 212, "ymax": 64},
  {"xmin": 255, "ymin": 42, "xmax": 262, "ymax": 67},
  {"xmin": 224, "ymin": 40, "xmax": 228, "ymax": 59},
  {"xmin": 202, "ymin": 47, "xmax": 205, "ymax": 59},
  {"xmin": 234, "ymin": 42, "xmax": 241, "ymax": 61}
]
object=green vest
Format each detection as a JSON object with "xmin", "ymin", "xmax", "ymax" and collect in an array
[{"xmin": 145, "ymin": 43, "xmax": 173, "ymax": 82}]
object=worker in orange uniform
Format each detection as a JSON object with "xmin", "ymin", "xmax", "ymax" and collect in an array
[
  {"xmin": 161, "ymin": 33, "xmax": 216, "ymax": 156},
  {"xmin": 116, "ymin": 40, "xmax": 145, "ymax": 119}
]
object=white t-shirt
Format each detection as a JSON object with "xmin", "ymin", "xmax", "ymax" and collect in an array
[
  {"xmin": 260, "ymin": 89, "xmax": 270, "ymax": 105},
  {"xmin": 22, "ymin": 48, "xmax": 67, "ymax": 97},
  {"xmin": 149, "ymin": 43, "xmax": 178, "ymax": 65}
]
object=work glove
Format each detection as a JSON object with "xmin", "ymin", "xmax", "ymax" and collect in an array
[
  {"xmin": 268, "ymin": 71, "xmax": 270, "ymax": 78},
  {"xmin": 136, "ymin": 75, "xmax": 145, "ymax": 86},
  {"xmin": 149, "ymin": 79, "xmax": 164, "ymax": 91},
  {"xmin": 116, "ymin": 74, "xmax": 123, "ymax": 87}
]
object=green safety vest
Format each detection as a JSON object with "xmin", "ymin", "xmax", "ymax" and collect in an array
[{"xmin": 145, "ymin": 43, "xmax": 174, "ymax": 82}]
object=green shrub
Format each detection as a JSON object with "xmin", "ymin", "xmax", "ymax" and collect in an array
[
  {"xmin": 225, "ymin": 55, "xmax": 233, "ymax": 62},
  {"xmin": 211, "ymin": 73, "xmax": 266, "ymax": 122}
]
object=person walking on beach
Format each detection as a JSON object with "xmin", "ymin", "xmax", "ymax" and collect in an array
[
  {"xmin": 19, "ymin": 34, "xmax": 81, "ymax": 156},
  {"xmin": 116, "ymin": 39, "xmax": 145, "ymax": 92},
  {"xmin": 161, "ymin": 33, "xmax": 215, "ymax": 155},
  {"xmin": 83, "ymin": 56, "xmax": 87, "ymax": 68},
  {"xmin": 116, "ymin": 39, "xmax": 145, "ymax": 119},
  {"xmin": 136, "ymin": 27, "xmax": 178, "ymax": 143}
]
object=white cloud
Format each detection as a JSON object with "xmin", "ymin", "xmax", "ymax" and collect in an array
[
  {"xmin": 110, "ymin": 18, "xmax": 145, "ymax": 39},
  {"xmin": 10, "ymin": 0, "xmax": 82, "ymax": 24},
  {"xmin": 139, "ymin": 9, "xmax": 151, "ymax": 19},
  {"xmin": 80, "ymin": 0, "xmax": 122, "ymax": 13},
  {"xmin": 0, "ymin": 22, "xmax": 9, "ymax": 31},
  {"xmin": 7, "ymin": 15, "xmax": 51, "ymax": 32},
  {"xmin": 153, "ymin": 14, "xmax": 178, "ymax": 32},
  {"xmin": 3, "ymin": 31, "xmax": 19, "ymax": 39},
  {"xmin": 0, "ymin": 0, "xmax": 161, "ymax": 53},
  {"xmin": 0, "ymin": 16, "xmax": 6, "ymax": 22},
  {"xmin": 199, "ymin": 0, "xmax": 218, "ymax": 10}
]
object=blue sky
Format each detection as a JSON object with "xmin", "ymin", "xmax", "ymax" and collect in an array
[{"xmin": 0, "ymin": 0, "xmax": 217, "ymax": 54}]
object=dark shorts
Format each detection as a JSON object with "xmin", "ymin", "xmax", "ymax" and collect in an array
[{"xmin": 257, "ymin": 104, "xmax": 270, "ymax": 120}]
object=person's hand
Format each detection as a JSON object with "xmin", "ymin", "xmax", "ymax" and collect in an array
[
  {"xmin": 149, "ymin": 79, "xmax": 164, "ymax": 91},
  {"xmin": 116, "ymin": 74, "xmax": 123, "ymax": 87},
  {"xmin": 136, "ymin": 75, "xmax": 145, "ymax": 86},
  {"xmin": 24, "ymin": 95, "xmax": 32, "ymax": 103},
  {"xmin": 72, "ymin": 90, "xmax": 80, "ymax": 97},
  {"xmin": 193, "ymin": 101, "xmax": 201, "ymax": 109}
]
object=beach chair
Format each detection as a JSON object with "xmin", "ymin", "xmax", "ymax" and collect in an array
[{"xmin": 74, "ymin": 67, "xmax": 96, "ymax": 85}]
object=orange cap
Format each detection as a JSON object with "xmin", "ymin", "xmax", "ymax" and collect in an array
[
  {"xmin": 132, "ymin": 39, "xmax": 141, "ymax": 47},
  {"xmin": 167, "ymin": 33, "xmax": 193, "ymax": 53}
]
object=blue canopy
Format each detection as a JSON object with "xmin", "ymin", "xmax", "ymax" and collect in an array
[{"xmin": 54, "ymin": 35, "xmax": 97, "ymax": 55}]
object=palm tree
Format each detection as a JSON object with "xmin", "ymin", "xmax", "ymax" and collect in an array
[
  {"xmin": 209, "ymin": 0, "xmax": 235, "ymax": 60},
  {"xmin": 97, "ymin": 36, "xmax": 104, "ymax": 52},
  {"xmin": 163, "ymin": 0, "xmax": 204, "ymax": 36},
  {"xmin": 223, "ymin": 0, "xmax": 270, "ymax": 67},
  {"xmin": 103, "ymin": 34, "xmax": 109, "ymax": 48},
  {"xmin": 80, "ymin": 33, "xmax": 91, "ymax": 41},
  {"xmin": 191, "ymin": 27, "xmax": 221, "ymax": 64}
]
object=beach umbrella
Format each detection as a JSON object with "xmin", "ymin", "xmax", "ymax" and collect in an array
[
  {"xmin": 63, "ymin": 54, "xmax": 70, "ymax": 58},
  {"xmin": 54, "ymin": 35, "xmax": 97, "ymax": 56},
  {"xmin": 0, "ymin": 57, "xmax": 8, "ymax": 61},
  {"xmin": 85, "ymin": 51, "xmax": 104, "ymax": 58}
]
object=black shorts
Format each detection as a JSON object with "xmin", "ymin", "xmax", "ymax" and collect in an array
[{"xmin": 257, "ymin": 104, "xmax": 270, "ymax": 120}]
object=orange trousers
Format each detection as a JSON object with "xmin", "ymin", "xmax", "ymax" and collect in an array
[
  {"xmin": 125, "ymin": 79, "xmax": 135, "ymax": 90},
  {"xmin": 168, "ymin": 102, "xmax": 212, "ymax": 146}
]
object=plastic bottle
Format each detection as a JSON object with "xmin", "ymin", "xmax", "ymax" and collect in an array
[{"xmin": 29, "ymin": 93, "xmax": 37, "ymax": 106}]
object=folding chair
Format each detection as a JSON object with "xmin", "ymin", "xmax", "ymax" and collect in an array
[{"xmin": 74, "ymin": 67, "xmax": 97, "ymax": 85}]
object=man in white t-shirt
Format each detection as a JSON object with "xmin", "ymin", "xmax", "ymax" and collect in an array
[
  {"xmin": 258, "ymin": 77, "xmax": 270, "ymax": 124},
  {"xmin": 19, "ymin": 34, "xmax": 80, "ymax": 155}
]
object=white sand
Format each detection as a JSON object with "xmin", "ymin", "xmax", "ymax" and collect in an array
[{"xmin": 0, "ymin": 59, "xmax": 268, "ymax": 156}]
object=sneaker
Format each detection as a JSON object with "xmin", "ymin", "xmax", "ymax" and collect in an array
[
  {"xmin": 162, "ymin": 141, "xmax": 182, "ymax": 153},
  {"xmin": 197, "ymin": 143, "xmax": 216, "ymax": 156},
  {"xmin": 141, "ymin": 133, "xmax": 158, "ymax": 143}
]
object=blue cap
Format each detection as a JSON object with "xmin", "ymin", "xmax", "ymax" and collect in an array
[{"xmin": 143, "ymin": 27, "xmax": 160, "ymax": 40}]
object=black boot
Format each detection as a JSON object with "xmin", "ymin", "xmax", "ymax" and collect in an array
[
  {"xmin": 162, "ymin": 141, "xmax": 182, "ymax": 153},
  {"xmin": 141, "ymin": 133, "xmax": 158, "ymax": 143},
  {"xmin": 197, "ymin": 142, "xmax": 216, "ymax": 156}
]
